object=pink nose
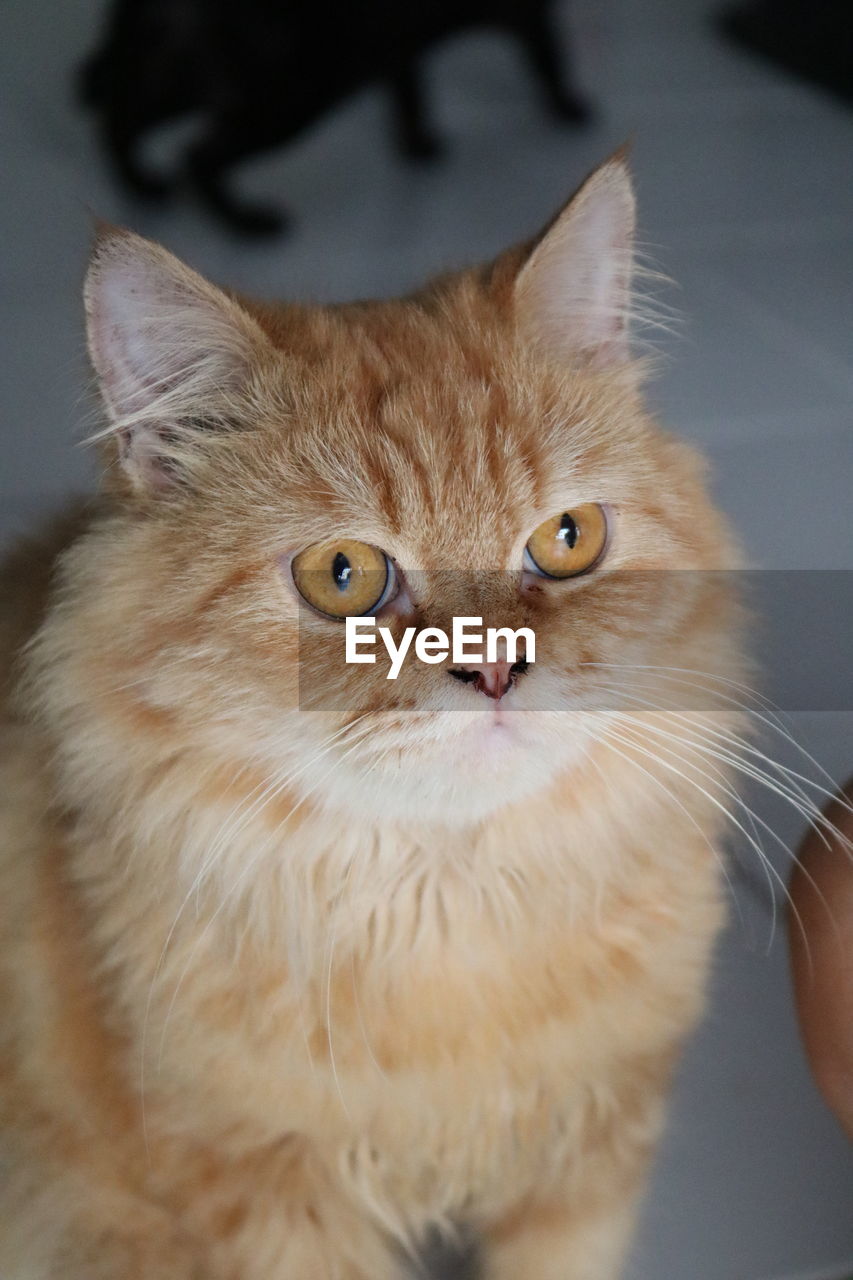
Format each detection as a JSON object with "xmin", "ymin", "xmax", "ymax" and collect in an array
[{"xmin": 448, "ymin": 659, "xmax": 527, "ymax": 701}]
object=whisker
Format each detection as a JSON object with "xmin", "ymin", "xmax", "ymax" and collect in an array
[
  {"xmin": 583, "ymin": 662, "xmax": 853, "ymax": 815},
  {"xmin": 593, "ymin": 682, "xmax": 853, "ymax": 867},
  {"xmin": 155, "ymin": 727, "xmax": 374, "ymax": 1073},
  {"xmin": 590, "ymin": 725, "xmax": 742, "ymax": 915},
  {"xmin": 609, "ymin": 710, "xmax": 831, "ymax": 911},
  {"xmin": 141, "ymin": 718, "xmax": 371, "ymax": 1123},
  {"xmin": 602, "ymin": 718, "xmax": 777, "ymax": 940},
  {"xmin": 604, "ymin": 719, "xmax": 811, "ymax": 957},
  {"xmin": 320, "ymin": 774, "xmax": 385, "ymax": 1119},
  {"xmin": 580, "ymin": 661, "xmax": 782, "ymax": 715}
]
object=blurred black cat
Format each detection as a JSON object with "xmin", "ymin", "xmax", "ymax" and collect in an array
[{"xmin": 78, "ymin": 0, "xmax": 590, "ymax": 235}]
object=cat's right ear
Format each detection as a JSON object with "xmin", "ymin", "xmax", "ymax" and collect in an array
[{"xmin": 84, "ymin": 227, "xmax": 273, "ymax": 493}]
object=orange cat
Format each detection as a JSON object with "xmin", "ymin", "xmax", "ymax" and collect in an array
[{"xmin": 0, "ymin": 157, "xmax": 747, "ymax": 1279}]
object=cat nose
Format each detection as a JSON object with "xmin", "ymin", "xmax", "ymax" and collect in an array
[{"xmin": 447, "ymin": 658, "xmax": 529, "ymax": 701}]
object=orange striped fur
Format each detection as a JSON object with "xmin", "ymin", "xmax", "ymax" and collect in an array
[{"xmin": 0, "ymin": 158, "xmax": 745, "ymax": 1278}]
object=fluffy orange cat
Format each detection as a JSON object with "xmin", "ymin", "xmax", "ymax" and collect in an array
[{"xmin": 0, "ymin": 156, "xmax": 746, "ymax": 1279}]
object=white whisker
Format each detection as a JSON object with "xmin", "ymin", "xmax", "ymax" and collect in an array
[
  {"xmin": 154, "ymin": 726, "xmax": 374, "ymax": 1074},
  {"xmin": 590, "ymin": 725, "xmax": 742, "ymax": 914},
  {"xmin": 604, "ymin": 718, "xmax": 811, "ymax": 957},
  {"xmin": 140, "ymin": 718, "xmax": 371, "ymax": 1128}
]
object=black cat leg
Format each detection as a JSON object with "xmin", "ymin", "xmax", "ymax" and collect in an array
[
  {"xmin": 102, "ymin": 120, "xmax": 175, "ymax": 201},
  {"xmin": 184, "ymin": 111, "xmax": 302, "ymax": 236},
  {"xmin": 511, "ymin": 5, "xmax": 591, "ymax": 124},
  {"xmin": 390, "ymin": 61, "xmax": 445, "ymax": 161},
  {"xmin": 76, "ymin": 51, "xmax": 107, "ymax": 107}
]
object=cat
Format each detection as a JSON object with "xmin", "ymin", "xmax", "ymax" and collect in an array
[
  {"xmin": 0, "ymin": 155, "xmax": 748, "ymax": 1279},
  {"xmin": 77, "ymin": 0, "xmax": 590, "ymax": 234}
]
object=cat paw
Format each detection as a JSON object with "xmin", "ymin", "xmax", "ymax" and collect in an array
[
  {"xmin": 400, "ymin": 132, "xmax": 447, "ymax": 163},
  {"xmin": 548, "ymin": 93, "xmax": 594, "ymax": 125},
  {"xmin": 215, "ymin": 201, "xmax": 291, "ymax": 238},
  {"xmin": 185, "ymin": 166, "xmax": 290, "ymax": 236},
  {"xmin": 125, "ymin": 170, "xmax": 176, "ymax": 202},
  {"xmin": 111, "ymin": 157, "xmax": 176, "ymax": 202}
]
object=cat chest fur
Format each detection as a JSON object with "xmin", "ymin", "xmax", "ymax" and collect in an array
[{"xmin": 119, "ymin": 793, "xmax": 724, "ymax": 1237}]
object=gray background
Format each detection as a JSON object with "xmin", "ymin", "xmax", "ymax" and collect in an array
[{"xmin": 1, "ymin": 0, "xmax": 852, "ymax": 1276}]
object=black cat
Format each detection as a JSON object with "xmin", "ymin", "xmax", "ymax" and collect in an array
[{"xmin": 78, "ymin": 0, "xmax": 590, "ymax": 235}]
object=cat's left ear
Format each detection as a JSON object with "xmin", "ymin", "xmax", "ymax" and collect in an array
[
  {"xmin": 84, "ymin": 226, "xmax": 274, "ymax": 493},
  {"xmin": 514, "ymin": 153, "xmax": 636, "ymax": 368}
]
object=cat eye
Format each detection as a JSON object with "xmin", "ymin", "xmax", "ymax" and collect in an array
[
  {"xmin": 291, "ymin": 539, "xmax": 397, "ymax": 619},
  {"xmin": 524, "ymin": 504, "xmax": 608, "ymax": 579}
]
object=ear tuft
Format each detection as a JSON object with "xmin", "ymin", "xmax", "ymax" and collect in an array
[
  {"xmin": 514, "ymin": 155, "xmax": 637, "ymax": 368},
  {"xmin": 84, "ymin": 228, "xmax": 271, "ymax": 492}
]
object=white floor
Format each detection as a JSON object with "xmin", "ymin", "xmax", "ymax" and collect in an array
[{"xmin": 1, "ymin": 0, "xmax": 852, "ymax": 1276}]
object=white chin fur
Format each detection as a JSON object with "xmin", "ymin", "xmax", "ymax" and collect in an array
[{"xmin": 299, "ymin": 711, "xmax": 596, "ymax": 828}]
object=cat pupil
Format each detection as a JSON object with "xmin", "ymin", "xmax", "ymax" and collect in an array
[
  {"xmin": 558, "ymin": 514, "xmax": 579, "ymax": 549},
  {"xmin": 332, "ymin": 552, "xmax": 352, "ymax": 591}
]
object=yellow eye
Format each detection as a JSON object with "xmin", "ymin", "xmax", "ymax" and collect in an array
[
  {"xmin": 524, "ymin": 504, "xmax": 608, "ymax": 579},
  {"xmin": 291, "ymin": 539, "xmax": 395, "ymax": 619}
]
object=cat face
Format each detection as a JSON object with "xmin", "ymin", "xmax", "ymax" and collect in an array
[{"xmin": 80, "ymin": 158, "xmax": 741, "ymax": 827}]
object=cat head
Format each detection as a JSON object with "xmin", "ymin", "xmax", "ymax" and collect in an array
[{"xmin": 76, "ymin": 155, "xmax": 741, "ymax": 828}]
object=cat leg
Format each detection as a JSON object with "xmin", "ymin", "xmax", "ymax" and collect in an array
[
  {"xmin": 57, "ymin": 1219, "xmax": 205, "ymax": 1280},
  {"xmin": 483, "ymin": 1187, "xmax": 642, "ymax": 1280},
  {"xmin": 0, "ymin": 1143, "xmax": 398, "ymax": 1280},
  {"xmin": 389, "ymin": 62, "xmax": 444, "ymax": 161},
  {"xmin": 481, "ymin": 1079, "xmax": 662, "ymax": 1280},
  {"xmin": 0, "ymin": 1169, "xmax": 205, "ymax": 1280},
  {"xmin": 78, "ymin": 48, "xmax": 183, "ymax": 198},
  {"xmin": 184, "ymin": 108, "xmax": 309, "ymax": 236},
  {"xmin": 99, "ymin": 118, "xmax": 176, "ymax": 201},
  {"xmin": 76, "ymin": 50, "xmax": 108, "ymax": 108},
  {"xmin": 510, "ymin": 5, "xmax": 591, "ymax": 124}
]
